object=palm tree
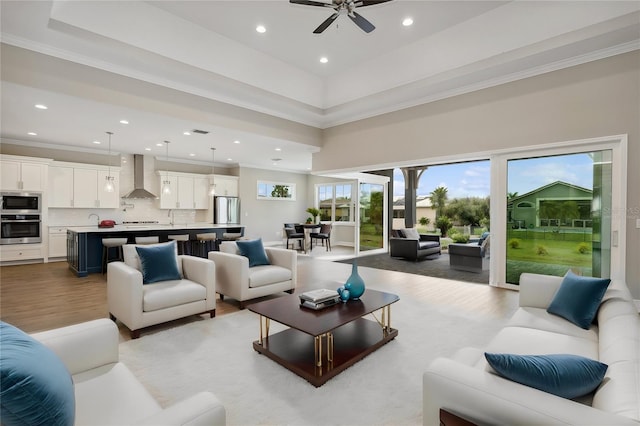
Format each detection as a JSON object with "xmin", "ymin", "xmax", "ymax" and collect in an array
[
  {"xmin": 429, "ymin": 186, "xmax": 448, "ymax": 220},
  {"xmin": 507, "ymin": 192, "xmax": 519, "ymax": 199}
]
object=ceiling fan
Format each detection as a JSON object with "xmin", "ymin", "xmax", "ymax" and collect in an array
[{"xmin": 290, "ymin": 0, "xmax": 393, "ymax": 34}]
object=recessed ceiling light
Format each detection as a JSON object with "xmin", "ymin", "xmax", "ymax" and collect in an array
[
  {"xmin": 27, "ymin": 132, "xmax": 37, "ymax": 136},
  {"xmin": 156, "ymin": 143, "xmax": 163, "ymax": 147},
  {"xmin": 92, "ymin": 140, "xmax": 101, "ymax": 145},
  {"xmin": 256, "ymin": 25, "xmax": 266, "ymax": 33},
  {"xmin": 234, "ymin": 140, "xmax": 240, "ymax": 144},
  {"xmin": 275, "ymin": 148, "xmax": 282, "ymax": 151},
  {"xmin": 227, "ymin": 158, "xmax": 233, "ymax": 161},
  {"xmin": 119, "ymin": 119, "xmax": 129, "ymax": 124},
  {"xmin": 34, "ymin": 104, "xmax": 48, "ymax": 110},
  {"xmin": 402, "ymin": 17, "xmax": 413, "ymax": 26},
  {"xmin": 320, "ymin": 57, "xmax": 328, "ymax": 64},
  {"xmin": 183, "ymin": 131, "xmax": 191, "ymax": 136},
  {"xmin": 145, "ymin": 147, "xmax": 151, "ymax": 151},
  {"xmin": 189, "ymin": 153, "xmax": 195, "ymax": 157}
]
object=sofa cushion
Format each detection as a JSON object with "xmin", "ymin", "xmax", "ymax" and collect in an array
[
  {"xmin": 0, "ymin": 321, "xmax": 75, "ymax": 426},
  {"xmin": 547, "ymin": 271, "xmax": 611, "ymax": 329},
  {"xmin": 418, "ymin": 241, "xmax": 439, "ymax": 250},
  {"xmin": 136, "ymin": 241, "xmax": 182, "ymax": 284},
  {"xmin": 236, "ymin": 238, "xmax": 270, "ymax": 267},
  {"xmin": 142, "ymin": 279, "xmax": 207, "ymax": 312},
  {"xmin": 508, "ymin": 307, "xmax": 599, "ymax": 341},
  {"xmin": 123, "ymin": 241, "xmax": 183, "ymax": 277},
  {"xmin": 402, "ymin": 228, "xmax": 420, "ymax": 239},
  {"xmin": 485, "ymin": 352, "xmax": 608, "ymax": 399},
  {"xmin": 248, "ymin": 265, "xmax": 292, "ymax": 288}
]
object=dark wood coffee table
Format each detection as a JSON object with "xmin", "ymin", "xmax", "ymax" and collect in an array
[{"xmin": 248, "ymin": 288, "xmax": 399, "ymax": 386}]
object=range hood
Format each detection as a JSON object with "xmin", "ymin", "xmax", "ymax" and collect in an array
[{"xmin": 122, "ymin": 155, "xmax": 158, "ymax": 199}]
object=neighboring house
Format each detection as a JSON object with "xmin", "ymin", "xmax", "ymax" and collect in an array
[
  {"xmin": 507, "ymin": 181, "xmax": 593, "ymax": 229},
  {"xmin": 393, "ymin": 196, "xmax": 436, "ymax": 229}
]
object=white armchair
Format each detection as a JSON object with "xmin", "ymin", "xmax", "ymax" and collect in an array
[
  {"xmin": 108, "ymin": 243, "xmax": 216, "ymax": 339},
  {"xmin": 32, "ymin": 319, "xmax": 226, "ymax": 425},
  {"xmin": 208, "ymin": 241, "xmax": 297, "ymax": 309}
]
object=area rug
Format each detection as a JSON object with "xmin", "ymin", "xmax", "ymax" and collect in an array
[
  {"xmin": 336, "ymin": 252, "xmax": 489, "ymax": 285},
  {"xmin": 119, "ymin": 287, "xmax": 503, "ymax": 425}
]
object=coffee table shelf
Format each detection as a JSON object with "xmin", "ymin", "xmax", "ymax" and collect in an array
[{"xmin": 249, "ymin": 289, "xmax": 399, "ymax": 387}]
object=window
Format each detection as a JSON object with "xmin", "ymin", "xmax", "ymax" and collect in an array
[
  {"xmin": 257, "ymin": 181, "xmax": 296, "ymax": 200},
  {"xmin": 316, "ymin": 183, "xmax": 354, "ymax": 222}
]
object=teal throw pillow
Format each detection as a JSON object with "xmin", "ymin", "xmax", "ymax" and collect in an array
[
  {"xmin": 0, "ymin": 321, "xmax": 75, "ymax": 426},
  {"xmin": 478, "ymin": 231, "xmax": 490, "ymax": 246},
  {"xmin": 485, "ymin": 352, "xmax": 607, "ymax": 399},
  {"xmin": 236, "ymin": 238, "xmax": 270, "ymax": 267},
  {"xmin": 547, "ymin": 271, "xmax": 611, "ymax": 329},
  {"xmin": 135, "ymin": 241, "xmax": 181, "ymax": 284}
]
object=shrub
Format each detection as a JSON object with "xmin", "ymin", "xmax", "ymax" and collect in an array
[
  {"xmin": 536, "ymin": 245, "xmax": 548, "ymax": 255},
  {"xmin": 508, "ymin": 238, "xmax": 521, "ymax": 249},
  {"xmin": 452, "ymin": 233, "xmax": 470, "ymax": 243},
  {"xmin": 577, "ymin": 242, "xmax": 590, "ymax": 254},
  {"xmin": 436, "ymin": 216, "xmax": 453, "ymax": 237}
]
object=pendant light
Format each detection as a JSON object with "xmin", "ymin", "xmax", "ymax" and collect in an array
[
  {"xmin": 209, "ymin": 147, "xmax": 216, "ymax": 197},
  {"xmin": 103, "ymin": 131, "xmax": 115, "ymax": 193},
  {"xmin": 162, "ymin": 141, "xmax": 171, "ymax": 195}
]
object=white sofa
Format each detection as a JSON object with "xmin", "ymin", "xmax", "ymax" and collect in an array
[
  {"xmin": 423, "ymin": 272, "xmax": 640, "ymax": 425},
  {"xmin": 208, "ymin": 241, "xmax": 296, "ymax": 309},
  {"xmin": 108, "ymin": 244, "xmax": 216, "ymax": 338},
  {"xmin": 32, "ymin": 319, "xmax": 226, "ymax": 425}
]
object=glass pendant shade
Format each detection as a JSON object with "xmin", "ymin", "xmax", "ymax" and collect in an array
[
  {"xmin": 104, "ymin": 131, "xmax": 115, "ymax": 192},
  {"xmin": 209, "ymin": 147, "xmax": 216, "ymax": 197}
]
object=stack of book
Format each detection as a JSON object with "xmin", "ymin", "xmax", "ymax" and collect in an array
[{"xmin": 299, "ymin": 289, "xmax": 340, "ymax": 310}]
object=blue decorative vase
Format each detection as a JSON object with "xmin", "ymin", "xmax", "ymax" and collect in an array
[{"xmin": 344, "ymin": 260, "xmax": 365, "ymax": 300}]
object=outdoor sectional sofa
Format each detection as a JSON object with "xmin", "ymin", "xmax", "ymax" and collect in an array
[
  {"xmin": 423, "ymin": 272, "xmax": 640, "ymax": 425},
  {"xmin": 390, "ymin": 228, "xmax": 441, "ymax": 261}
]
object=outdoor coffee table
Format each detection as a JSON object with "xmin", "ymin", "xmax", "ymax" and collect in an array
[{"xmin": 248, "ymin": 288, "xmax": 399, "ymax": 387}]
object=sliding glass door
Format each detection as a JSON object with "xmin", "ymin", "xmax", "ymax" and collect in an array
[
  {"xmin": 505, "ymin": 151, "xmax": 611, "ymax": 284},
  {"xmin": 359, "ymin": 183, "xmax": 385, "ymax": 252},
  {"xmin": 491, "ymin": 135, "xmax": 626, "ymax": 288}
]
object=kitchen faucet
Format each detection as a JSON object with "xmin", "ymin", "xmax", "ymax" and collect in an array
[
  {"xmin": 168, "ymin": 209, "xmax": 174, "ymax": 225},
  {"xmin": 88, "ymin": 213, "xmax": 100, "ymax": 225}
]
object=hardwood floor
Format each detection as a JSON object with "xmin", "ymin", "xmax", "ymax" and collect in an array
[{"xmin": 0, "ymin": 257, "xmax": 519, "ymax": 341}]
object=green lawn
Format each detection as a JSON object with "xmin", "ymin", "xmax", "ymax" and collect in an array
[{"xmin": 506, "ymin": 238, "xmax": 592, "ymax": 268}]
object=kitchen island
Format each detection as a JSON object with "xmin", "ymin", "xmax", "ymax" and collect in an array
[{"xmin": 66, "ymin": 223, "xmax": 244, "ymax": 277}]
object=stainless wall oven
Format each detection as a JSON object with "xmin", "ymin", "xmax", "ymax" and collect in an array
[
  {"xmin": 1, "ymin": 214, "xmax": 42, "ymax": 244},
  {"xmin": 0, "ymin": 192, "xmax": 42, "ymax": 244}
]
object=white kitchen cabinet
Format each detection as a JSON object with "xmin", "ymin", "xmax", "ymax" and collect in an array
[
  {"xmin": 48, "ymin": 227, "xmax": 68, "ymax": 259},
  {"xmin": 49, "ymin": 162, "xmax": 120, "ymax": 209},
  {"xmin": 0, "ymin": 244, "xmax": 44, "ymax": 262},
  {"xmin": 0, "ymin": 158, "xmax": 47, "ymax": 191},
  {"xmin": 158, "ymin": 172, "xmax": 211, "ymax": 210},
  {"xmin": 193, "ymin": 176, "xmax": 210, "ymax": 209},
  {"xmin": 48, "ymin": 166, "xmax": 74, "ymax": 207},
  {"xmin": 212, "ymin": 175, "xmax": 238, "ymax": 197}
]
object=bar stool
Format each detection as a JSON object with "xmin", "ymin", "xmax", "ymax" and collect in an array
[
  {"xmin": 194, "ymin": 233, "xmax": 217, "ymax": 258},
  {"xmin": 102, "ymin": 238, "xmax": 128, "ymax": 274},
  {"xmin": 222, "ymin": 227, "xmax": 243, "ymax": 242},
  {"xmin": 135, "ymin": 236, "xmax": 159, "ymax": 245},
  {"xmin": 168, "ymin": 234, "xmax": 190, "ymax": 255}
]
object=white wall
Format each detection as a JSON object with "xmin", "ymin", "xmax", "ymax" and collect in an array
[{"xmin": 315, "ymin": 51, "xmax": 640, "ymax": 297}]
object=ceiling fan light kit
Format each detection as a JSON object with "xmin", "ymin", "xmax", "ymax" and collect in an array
[{"xmin": 290, "ymin": 0, "xmax": 393, "ymax": 34}]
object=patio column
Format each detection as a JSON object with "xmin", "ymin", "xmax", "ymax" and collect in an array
[{"xmin": 401, "ymin": 167, "xmax": 427, "ymax": 228}]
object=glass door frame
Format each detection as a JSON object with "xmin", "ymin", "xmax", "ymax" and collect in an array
[{"xmin": 489, "ymin": 134, "xmax": 628, "ymax": 289}]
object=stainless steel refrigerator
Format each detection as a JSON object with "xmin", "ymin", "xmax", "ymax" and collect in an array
[{"xmin": 214, "ymin": 196, "xmax": 241, "ymax": 224}]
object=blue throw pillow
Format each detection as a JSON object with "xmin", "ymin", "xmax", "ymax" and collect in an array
[
  {"xmin": 236, "ymin": 238, "xmax": 270, "ymax": 267},
  {"xmin": 135, "ymin": 241, "xmax": 181, "ymax": 284},
  {"xmin": 0, "ymin": 321, "xmax": 75, "ymax": 426},
  {"xmin": 477, "ymin": 231, "xmax": 490, "ymax": 246},
  {"xmin": 547, "ymin": 271, "xmax": 611, "ymax": 329},
  {"xmin": 485, "ymin": 353, "xmax": 607, "ymax": 399}
]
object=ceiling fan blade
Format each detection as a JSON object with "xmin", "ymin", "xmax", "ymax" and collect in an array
[
  {"xmin": 313, "ymin": 12, "xmax": 339, "ymax": 34},
  {"xmin": 290, "ymin": 0, "xmax": 334, "ymax": 7},
  {"xmin": 348, "ymin": 11, "xmax": 375, "ymax": 33},
  {"xmin": 353, "ymin": 0, "xmax": 393, "ymax": 7}
]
